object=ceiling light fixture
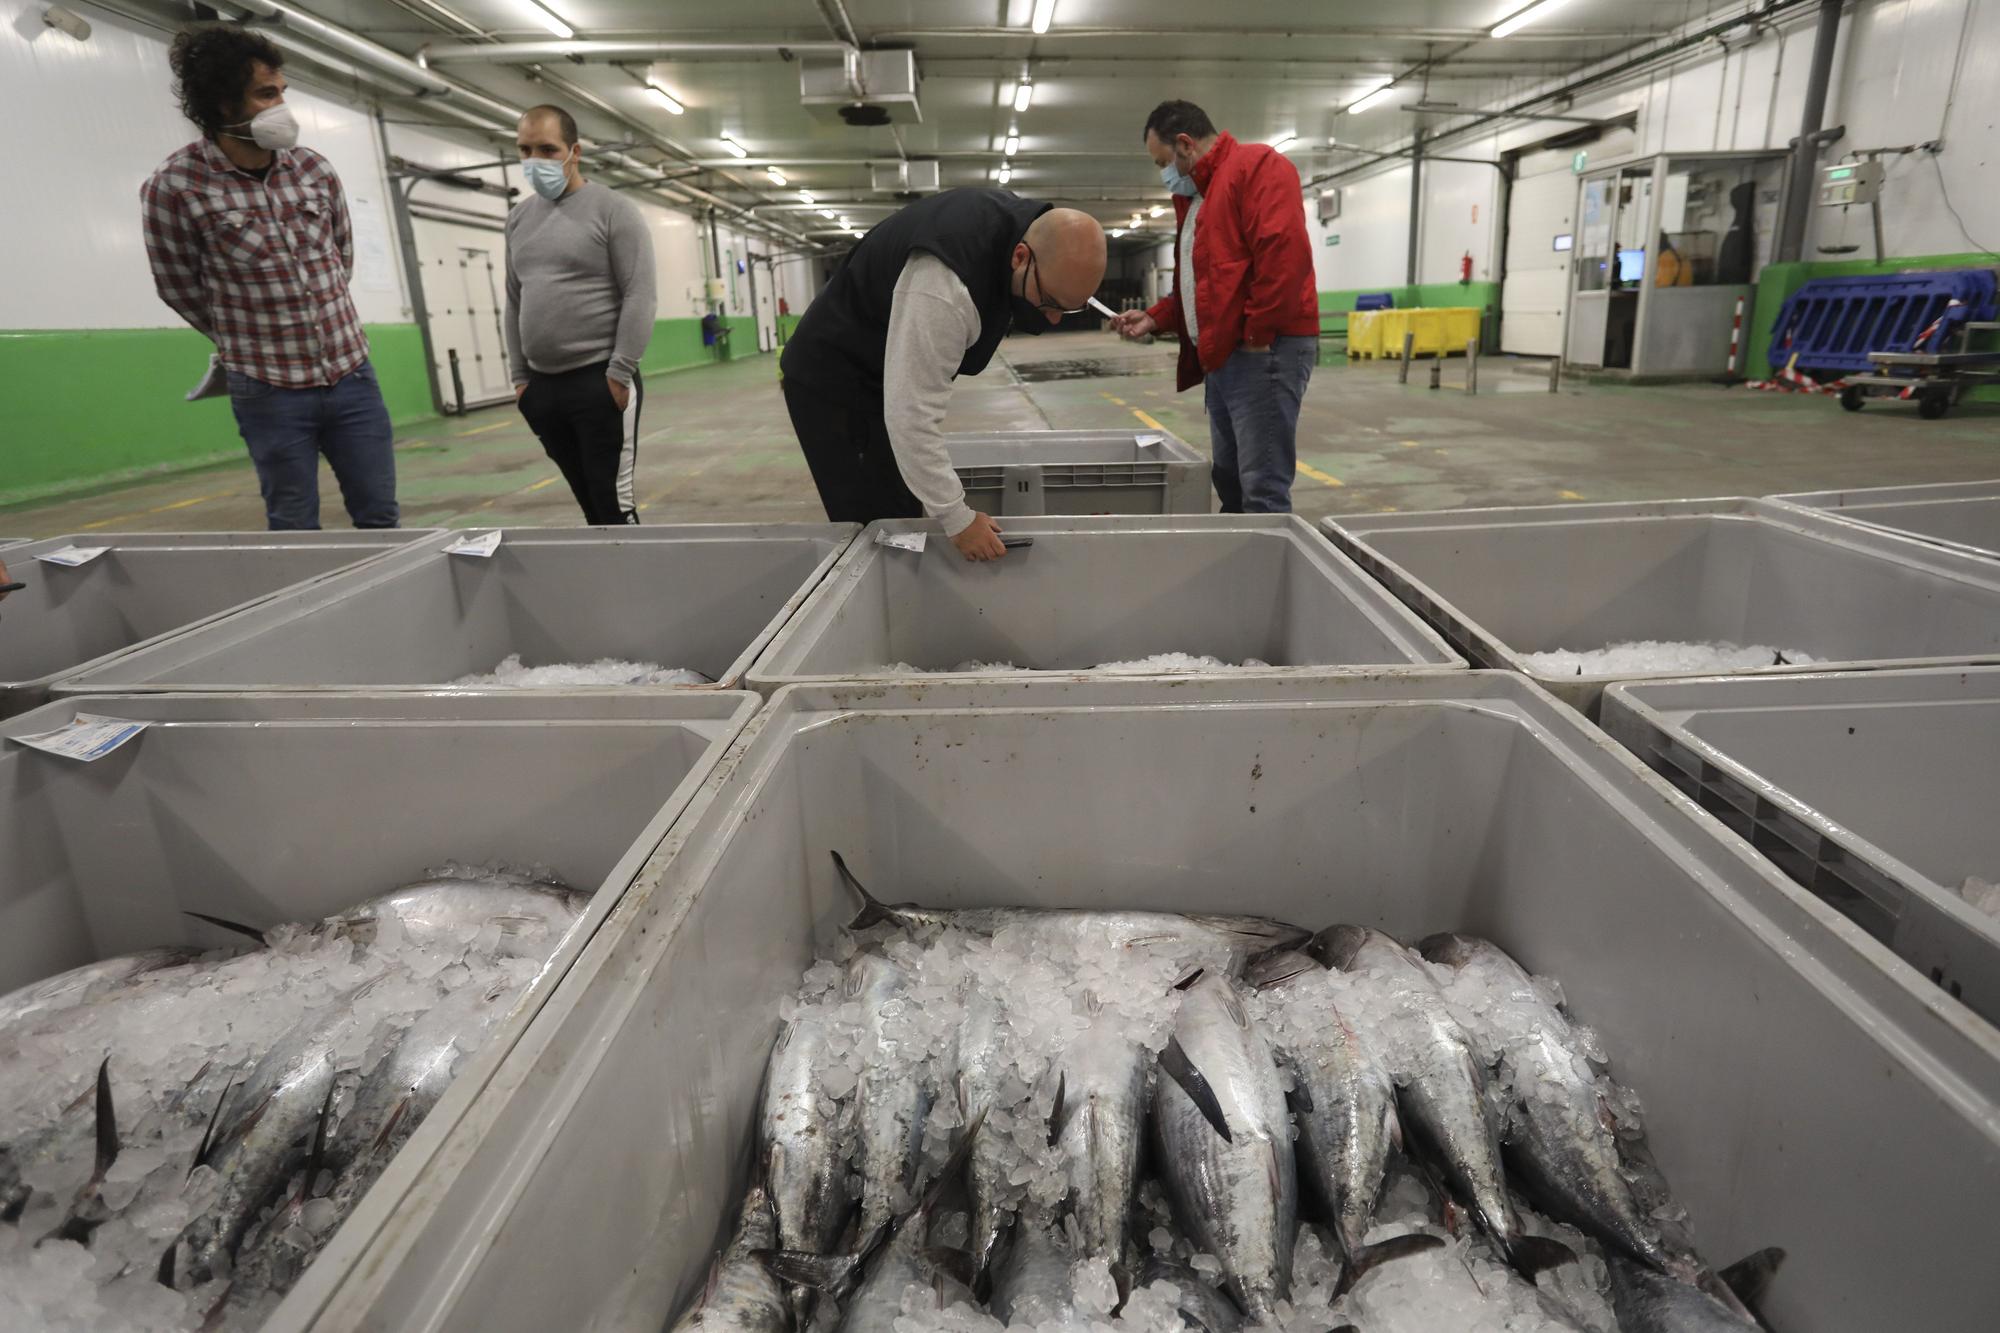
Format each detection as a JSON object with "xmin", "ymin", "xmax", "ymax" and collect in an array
[
  {"xmin": 644, "ymin": 81, "xmax": 684, "ymax": 115},
  {"xmin": 523, "ymin": 0, "xmax": 572, "ymax": 39},
  {"xmin": 1149, "ymin": 204, "xmax": 1165, "ymax": 217},
  {"xmin": 766, "ymin": 166, "xmax": 789, "ymax": 185},
  {"xmin": 1490, "ymin": 0, "xmax": 1575, "ymax": 39},
  {"xmin": 1110, "ymin": 227, "xmax": 1125, "ymax": 238},
  {"xmin": 1029, "ymin": 0, "xmax": 1056, "ymax": 35},
  {"xmin": 1130, "ymin": 212, "xmax": 1141, "ymax": 227},
  {"xmin": 1014, "ymin": 80, "xmax": 1033, "ymax": 113},
  {"xmin": 1348, "ymin": 81, "xmax": 1396, "ymax": 114},
  {"xmin": 819, "ymin": 209, "xmax": 837, "ymax": 219},
  {"xmin": 998, "ymin": 165, "xmax": 1012, "ymax": 185},
  {"xmin": 798, "ymin": 189, "xmax": 815, "ymax": 203},
  {"xmin": 1004, "ymin": 133, "xmax": 1020, "ymax": 156},
  {"xmin": 720, "ymin": 134, "xmax": 749, "ymax": 159},
  {"xmin": 1269, "ymin": 133, "xmax": 1297, "ymax": 153}
]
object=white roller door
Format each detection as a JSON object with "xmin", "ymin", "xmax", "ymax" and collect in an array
[{"xmin": 1501, "ymin": 148, "xmax": 1580, "ymax": 356}]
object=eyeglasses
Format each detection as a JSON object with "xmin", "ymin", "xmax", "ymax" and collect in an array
[{"xmin": 1022, "ymin": 243, "xmax": 1089, "ymax": 315}]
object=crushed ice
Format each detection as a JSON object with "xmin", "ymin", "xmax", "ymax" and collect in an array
[
  {"xmin": 448, "ymin": 652, "xmax": 708, "ymax": 687},
  {"xmin": 1519, "ymin": 640, "xmax": 1817, "ymax": 677},
  {"xmin": 882, "ymin": 653, "xmax": 1273, "ymax": 674}
]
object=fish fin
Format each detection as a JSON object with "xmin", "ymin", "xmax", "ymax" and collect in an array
[
  {"xmin": 1333, "ymin": 1233, "xmax": 1447, "ymax": 1297},
  {"xmin": 1717, "ymin": 1246, "xmax": 1786, "ymax": 1312},
  {"xmin": 184, "ymin": 911, "xmax": 268, "ymax": 946},
  {"xmin": 156, "ymin": 1244, "xmax": 178, "ymax": 1288},
  {"xmin": 1773, "ymin": 651, "xmax": 1789, "ymax": 666},
  {"xmin": 1307, "ymin": 924, "xmax": 1368, "ymax": 971},
  {"xmin": 1382, "ymin": 1098, "xmax": 1403, "ymax": 1153},
  {"xmin": 1046, "ymin": 1070, "xmax": 1067, "ymax": 1147},
  {"xmin": 832, "ymin": 851, "xmax": 906, "ymax": 932},
  {"xmin": 1249, "ymin": 952, "xmax": 1319, "ymax": 990},
  {"xmin": 754, "ymin": 1248, "xmax": 861, "ymax": 1293},
  {"xmin": 1158, "ymin": 1035, "xmax": 1231, "ymax": 1142},
  {"xmin": 306, "ymin": 1080, "xmax": 338, "ymax": 1180},
  {"xmin": 1171, "ymin": 968, "xmax": 1204, "ymax": 992},
  {"xmin": 92, "ymin": 1056, "xmax": 120, "ymax": 1179},
  {"xmin": 926, "ymin": 1245, "xmax": 976, "ymax": 1290},
  {"xmin": 918, "ymin": 1107, "xmax": 986, "ymax": 1218},
  {"xmin": 1217, "ymin": 984, "xmax": 1250, "ymax": 1030},
  {"xmin": 1107, "ymin": 1259, "xmax": 1133, "ymax": 1317},
  {"xmin": 1276, "ymin": 1051, "xmax": 1314, "ymax": 1115},
  {"xmin": 702, "ymin": 1249, "xmax": 723, "ymax": 1306},
  {"xmin": 191, "ymin": 1078, "xmax": 238, "ymax": 1176},
  {"xmin": 1506, "ymin": 1235, "xmax": 1577, "ymax": 1279}
]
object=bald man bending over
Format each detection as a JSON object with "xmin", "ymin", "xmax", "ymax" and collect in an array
[{"xmin": 779, "ymin": 191, "xmax": 1107, "ymax": 560}]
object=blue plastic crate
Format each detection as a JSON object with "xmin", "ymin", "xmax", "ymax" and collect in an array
[
  {"xmin": 1354, "ymin": 291, "xmax": 1396, "ymax": 311},
  {"xmin": 1768, "ymin": 269, "xmax": 1997, "ymax": 375}
]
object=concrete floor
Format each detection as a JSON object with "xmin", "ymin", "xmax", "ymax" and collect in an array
[{"xmin": 4, "ymin": 332, "xmax": 1995, "ymax": 538}]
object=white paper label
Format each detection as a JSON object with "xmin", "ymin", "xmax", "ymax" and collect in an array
[
  {"xmin": 444, "ymin": 530, "xmax": 502, "ymax": 558},
  {"xmin": 874, "ymin": 530, "xmax": 928, "ymax": 554},
  {"xmin": 1134, "ymin": 433, "xmax": 1164, "ymax": 449},
  {"xmin": 10, "ymin": 714, "xmax": 150, "ymax": 762},
  {"xmin": 36, "ymin": 545, "xmax": 109, "ymax": 567}
]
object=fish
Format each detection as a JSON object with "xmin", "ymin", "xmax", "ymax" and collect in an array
[
  {"xmin": 847, "ymin": 953, "xmax": 930, "ymax": 1236},
  {"xmin": 758, "ymin": 1009, "xmax": 858, "ymax": 1324},
  {"xmin": 1418, "ymin": 932, "xmax": 1683, "ymax": 1280},
  {"xmin": 0, "ymin": 1067, "xmax": 100, "ymax": 1224},
  {"xmin": 1609, "ymin": 1255, "xmax": 1764, "ymax": 1332},
  {"xmin": 833, "ymin": 851, "xmax": 1308, "ymax": 977},
  {"xmin": 953, "ymin": 983, "xmax": 1013, "ymax": 1282},
  {"xmin": 1309, "ymin": 926, "xmax": 1569, "ymax": 1280},
  {"xmin": 160, "ymin": 980, "xmax": 394, "ymax": 1290},
  {"xmin": 324, "ymin": 868, "xmax": 588, "ymax": 957},
  {"xmin": 0, "ymin": 947, "xmax": 209, "ymax": 1033},
  {"xmin": 1049, "ymin": 994, "xmax": 1149, "ymax": 1264},
  {"xmin": 668, "ymin": 1187, "xmax": 791, "ymax": 1332},
  {"xmin": 988, "ymin": 1215, "xmax": 1077, "ymax": 1326},
  {"xmin": 1140, "ymin": 1254, "xmax": 1244, "ymax": 1332},
  {"xmin": 1248, "ymin": 949, "xmax": 1401, "ymax": 1265},
  {"xmin": 1152, "ymin": 972, "xmax": 1298, "ymax": 1321}
]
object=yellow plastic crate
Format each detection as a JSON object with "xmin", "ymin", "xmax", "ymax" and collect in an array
[
  {"xmin": 1348, "ymin": 307, "xmax": 1482, "ymax": 358},
  {"xmin": 1345, "ymin": 308, "xmax": 1388, "ymax": 359}
]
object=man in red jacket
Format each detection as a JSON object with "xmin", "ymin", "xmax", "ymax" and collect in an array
[{"xmin": 1112, "ymin": 101, "xmax": 1320, "ymax": 513}]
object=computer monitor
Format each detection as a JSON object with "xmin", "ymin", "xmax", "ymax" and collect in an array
[{"xmin": 1615, "ymin": 248, "xmax": 1646, "ymax": 284}]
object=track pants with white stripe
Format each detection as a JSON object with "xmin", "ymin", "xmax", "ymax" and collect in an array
[{"xmin": 518, "ymin": 360, "xmax": 642, "ymax": 525}]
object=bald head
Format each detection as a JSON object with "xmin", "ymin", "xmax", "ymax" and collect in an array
[{"xmin": 1012, "ymin": 207, "xmax": 1107, "ymax": 323}]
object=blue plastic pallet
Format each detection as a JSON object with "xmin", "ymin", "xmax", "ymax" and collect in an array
[{"xmin": 1768, "ymin": 268, "xmax": 1997, "ymax": 375}]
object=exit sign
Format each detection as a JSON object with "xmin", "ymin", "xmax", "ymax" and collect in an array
[
  {"xmin": 1572, "ymin": 150, "xmax": 1588, "ymax": 174},
  {"xmin": 1324, "ymin": 233, "xmax": 1340, "ymax": 246}
]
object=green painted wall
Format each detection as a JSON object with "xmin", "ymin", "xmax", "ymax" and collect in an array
[
  {"xmin": 1318, "ymin": 282, "xmax": 1501, "ymax": 316},
  {"xmin": 1745, "ymin": 251, "xmax": 1999, "ymax": 396}
]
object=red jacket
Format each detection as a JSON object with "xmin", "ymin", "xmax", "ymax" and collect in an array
[{"xmin": 1144, "ymin": 132, "xmax": 1320, "ymax": 392}]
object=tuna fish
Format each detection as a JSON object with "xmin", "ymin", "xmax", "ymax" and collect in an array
[
  {"xmin": 847, "ymin": 953, "xmax": 929, "ymax": 1236},
  {"xmin": 1049, "ymin": 994, "xmax": 1149, "ymax": 1264},
  {"xmin": 758, "ymin": 1007, "xmax": 858, "ymax": 1323},
  {"xmin": 1140, "ymin": 1253, "xmax": 1245, "ymax": 1332},
  {"xmin": 669, "ymin": 1187, "xmax": 791, "ymax": 1332},
  {"xmin": 0, "ymin": 948, "xmax": 208, "ymax": 1034},
  {"xmin": 1609, "ymin": 1256, "xmax": 1765, "ymax": 1332},
  {"xmin": 988, "ymin": 1216, "xmax": 1077, "ymax": 1327}
]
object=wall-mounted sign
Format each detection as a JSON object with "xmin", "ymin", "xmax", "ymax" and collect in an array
[
  {"xmin": 1324, "ymin": 233, "xmax": 1340, "ymax": 246},
  {"xmin": 1552, "ymin": 233, "xmax": 1575, "ymax": 252},
  {"xmin": 1572, "ymin": 150, "xmax": 1588, "ymax": 174}
]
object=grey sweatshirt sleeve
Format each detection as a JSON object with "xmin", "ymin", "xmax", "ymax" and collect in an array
[
  {"xmin": 604, "ymin": 195, "xmax": 657, "ymax": 385},
  {"xmin": 881, "ymin": 253, "xmax": 982, "ymax": 537},
  {"xmin": 503, "ymin": 212, "xmax": 527, "ymax": 386}
]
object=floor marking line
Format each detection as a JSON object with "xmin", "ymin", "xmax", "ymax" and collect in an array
[
  {"xmin": 1558, "ymin": 489, "xmax": 1585, "ymax": 500},
  {"xmin": 77, "ymin": 488, "xmax": 239, "ymax": 530},
  {"xmin": 454, "ymin": 420, "xmax": 512, "ymax": 437},
  {"xmin": 1131, "ymin": 408, "xmax": 1168, "ymax": 431},
  {"xmin": 1297, "ymin": 461, "xmax": 1344, "ymax": 488},
  {"xmin": 526, "ymin": 477, "xmax": 558, "ymax": 492}
]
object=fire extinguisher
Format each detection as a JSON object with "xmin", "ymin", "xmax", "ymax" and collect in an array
[{"xmin": 1459, "ymin": 251, "xmax": 1473, "ymax": 285}]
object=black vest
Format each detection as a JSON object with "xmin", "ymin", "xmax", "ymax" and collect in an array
[{"xmin": 780, "ymin": 188, "xmax": 1051, "ymax": 394}]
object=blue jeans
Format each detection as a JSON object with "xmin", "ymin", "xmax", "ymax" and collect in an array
[
  {"xmin": 1203, "ymin": 335, "xmax": 1317, "ymax": 514},
  {"xmin": 227, "ymin": 361, "xmax": 399, "ymax": 530}
]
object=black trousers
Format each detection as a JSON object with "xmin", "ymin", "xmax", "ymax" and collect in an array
[
  {"xmin": 518, "ymin": 361, "xmax": 642, "ymax": 525},
  {"xmin": 780, "ymin": 372, "xmax": 922, "ymax": 524}
]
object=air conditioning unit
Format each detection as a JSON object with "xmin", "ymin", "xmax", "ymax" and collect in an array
[
  {"xmin": 1317, "ymin": 189, "xmax": 1342, "ymax": 222},
  {"xmin": 801, "ymin": 48, "xmax": 922, "ymax": 126},
  {"xmin": 871, "ymin": 159, "xmax": 941, "ymax": 193}
]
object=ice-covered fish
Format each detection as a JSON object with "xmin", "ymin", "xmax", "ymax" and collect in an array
[
  {"xmin": 759, "ymin": 1007, "xmax": 857, "ymax": 1323},
  {"xmin": 1049, "ymin": 994, "xmax": 1148, "ymax": 1264},
  {"xmin": 833, "ymin": 851, "xmax": 1307, "ymax": 977},
  {"xmin": 953, "ymin": 984, "xmax": 1012, "ymax": 1281},
  {"xmin": 988, "ymin": 1216, "xmax": 1076, "ymax": 1327},
  {"xmin": 1152, "ymin": 972, "xmax": 1297, "ymax": 1321},
  {"xmin": 0, "ymin": 947, "xmax": 208, "ymax": 1034},
  {"xmin": 847, "ymin": 953, "xmax": 929, "ymax": 1235},
  {"xmin": 326, "ymin": 866, "xmax": 588, "ymax": 957},
  {"xmin": 668, "ymin": 1187, "xmax": 790, "ymax": 1332},
  {"xmin": 1141, "ymin": 1253, "xmax": 1245, "ymax": 1332},
  {"xmin": 1609, "ymin": 1255, "xmax": 1763, "ymax": 1332}
]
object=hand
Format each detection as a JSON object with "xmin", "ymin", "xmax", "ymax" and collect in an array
[
  {"xmin": 1241, "ymin": 339, "xmax": 1271, "ymax": 352},
  {"xmin": 1111, "ymin": 310, "xmax": 1157, "ymax": 340},
  {"xmin": 951, "ymin": 512, "xmax": 1007, "ymax": 562},
  {"xmin": 514, "ymin": 382, "xmax": 527, "ymax": 403},
  {"xmin": 607, "ymin": 378, "xmax": 631, "ymax": 411}
]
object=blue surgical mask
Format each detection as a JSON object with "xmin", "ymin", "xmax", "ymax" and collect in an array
[
  {"xmin": 1161, "ymin": 160, "xmax": 1197, "ymax": 197},
  {"xmin": 522, "ymin": 156, "xmax": 570, "ymax": 202}
]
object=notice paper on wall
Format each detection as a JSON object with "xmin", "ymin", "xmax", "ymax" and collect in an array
[{"xmin": 9, "ymin": 714, "xmax": 150, "ymax": 762}]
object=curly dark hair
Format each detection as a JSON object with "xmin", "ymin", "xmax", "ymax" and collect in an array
[{"xmin": 169, "ymin": 23, "xmax": 284, "ymax": 138}]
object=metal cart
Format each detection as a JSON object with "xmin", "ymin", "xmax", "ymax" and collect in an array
[{"xmin": 1840, "ymin": 320, "xmax": 2000, "ymax": 419}]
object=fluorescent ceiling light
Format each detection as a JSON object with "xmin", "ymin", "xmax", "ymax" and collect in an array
[
  {"xmin": 1491, "ymin": 0, "xmax": 1574, "ymax": 39},
  {"xmin": 766, "ymin": 166, "xmax": 788, "ymax": 185},
  {"xmin": 524, "ymin": 0, "xmax": 572, "ymax": 38},
  {"xmin": 998, "ymin": 166, "xmax": 1012, "ymax": 184},
  {"xmin": 720, "ymin": 134, "xmax": 749, "ymax": 159},
  {"xmin": 1269, "ymin": 134, "xmax": 1297, "ymax": 153},
  {"xmin": 645, "ymin": 82, "xmax": 684, "ymax": 115},
  {"xmin": 1110, "ymin": 227, "xmax": 1125, "ymax": 238},
  {"xmin": 1014, "ymin": 80, "xmax": 1033, "ymax": 113},
  {"xmin": 820, "ymin": 208, "xmax": 837, "ymax": 219},
  {"xmin": 1149, "ymin": 205, "xmax": 1165, "ymax": 217},
  {"xmin": 1004, "ymin": 134, "xmax": 1020, "ymax": 156},
  {"xmin": 1130, "ymin": 212, "xmax": 1141, "ymax": 226},
  {"xmin": 798, "ymin": 189, "xmax": 814, "ymax": 203},
  {"xmin": 1348, "ymin": 81, "xmax": 1396, "ymax": 114},
  {"xmin": 1030, "ymin": 0, "xmax": 1056, "ymax": 35}
]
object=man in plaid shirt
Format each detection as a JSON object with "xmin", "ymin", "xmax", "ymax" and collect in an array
[{"xmin": 141, "ymin": 24, "xmax": 398, "ymax": 530}]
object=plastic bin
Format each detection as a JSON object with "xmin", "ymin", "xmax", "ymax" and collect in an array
[
  {"xmin": 1602, "ymin": 667, "xmax": 2000, "ymax": 1027},
  {"xmin": 296, "ymin": 673, "xmax": 2000, "ymax": 1333},
  {"xmin": 1324, "ymin": 497, "xmax": 2000, "ymax": 717},
  {"xmin": 1771, "ymin": 479, "xmax": 2000, "ymax": 563},
  {"xmin": 1347, "ymin": 307, "xmax": 1481, "ymax": 359},
  {"xmin": 0, "ymin": 688, "xmax": 756, "ymax": 1328},
  {"xmin": 1345, "ymin": 308, "xmax": 1388, "ymax": 359},
  {"xmin": 746, "ymin": 515, "xmax": 1463, "ymax": 691},
  {"xmin": 53, "ymin": 525, "xmax": 858, "ymax": 696},
  {"xmin": 947, "ymin": 429, "xmax": 1211, "ymax": 517},
  {"xmin": 0, "ymin": 531, "xmax": 435, "ymax": 718}
]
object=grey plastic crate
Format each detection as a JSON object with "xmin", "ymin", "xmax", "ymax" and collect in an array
[
  {"xmin": 0, "ymin": 530, "xmax": 434, "ymax": 718},
  {"xmin": 0, "ymin": 688, "xmax": 756, "ymax": 1328},
  {"xmin": 747, "ymin": 515, "xmax": 1462, "ymax": 691},
  {"xmin": 1602, "ymin": 667, "xmax": 2000, "ymax": 1027},
  {"xmin": 55, "ymin": 524, "xmax": 857, "ymax": 696},
  {"xmin": 1771, "ymin": 479, "xmax": 2000, "ymax": 562},
  {"xmin": 299, "ymin": 673, "xmax": 2000, "ymax": 1333},
  {"xmin": 1325, "ymin": 497, "xmax": 2000, "ymax": 717},
  {"xmin": 947, "ymin": 428, "xmax": 1211, "ymax": 516}
]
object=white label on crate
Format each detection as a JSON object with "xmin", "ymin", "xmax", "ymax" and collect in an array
[
  {"xmin": 35, "ymin": 545, "xmax": 108, "ymax": 567},
  {"xmin": 444, "ymin": 530, "xmax": 502, "ymax": 558},
  {"xmin": 874, "ymin": 530, "xmax": 927, "ymax": 554},
  {"xmin": 9, "ymin": 714, "xmax": 150, "ymax": 762},
  {"xmin": 1134, "ymin": 433, "xmax": 1164, "ymax": 449}
]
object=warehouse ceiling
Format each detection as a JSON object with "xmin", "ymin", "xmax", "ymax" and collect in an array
[{"xmin": 254, "ymin": 0, "xmax": 1763, "ymax": 245}]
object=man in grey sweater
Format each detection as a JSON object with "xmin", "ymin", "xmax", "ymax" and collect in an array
[{"xmin": 506, "ymin": 104, "xmax": 657, "ymax": 525}]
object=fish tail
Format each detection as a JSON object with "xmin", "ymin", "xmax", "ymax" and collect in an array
[
  {"xmin": 1158, "ymin": 1036, "xmax": 1231, "ymax": 1142},
  {"xmin": 184, "ymin": 911, "xmax": 268, "ymax": 947},
  {"xmin": 832, "ymin": 851, "xmax": 906, "ymax": 931},
  {"xmin": 1713, "ymin": 1245, "xmax": 1786, "ymax": 1321},
  {"xmin": 92, "ymin": 1056, "xmax": 120, "ymax": 1178},
  {"xmin": 1505, "ymin": 1234, "xmax": 1577, "ymax": 1279},
  {"xmin": 1334, "ymin": 1233, "xmax": 1446, "ymax": 1297}
]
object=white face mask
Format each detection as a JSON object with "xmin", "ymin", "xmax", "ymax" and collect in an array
[
  {"xmin": 521, "ymin": 155, "xmax": 572, "ymax": 202},
  {"xmin": 225, "ymin": 103, "xmax": 299, "ymax": 151}
]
